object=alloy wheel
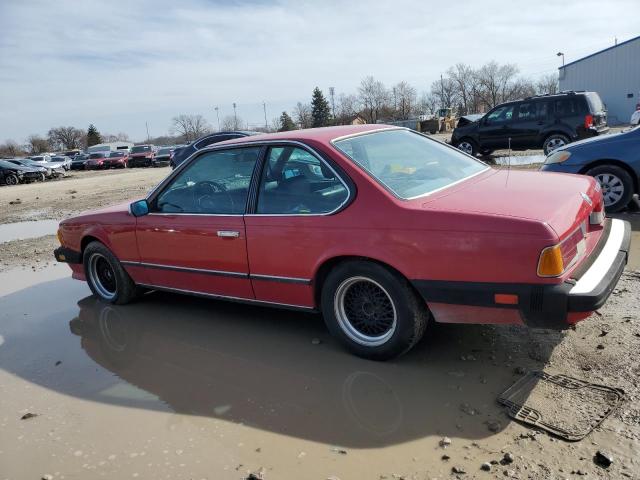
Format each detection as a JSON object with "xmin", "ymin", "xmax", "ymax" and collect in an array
[
  {"xmin": 595, "ymin": 173, "xmax": 625, "ymax": 207},
  {"xmin": 545, "ymin": 137, "xmax": 566, "ymax": 153},
  {"xmin": 88, "ymin": 253, "xmax": 118, "ymax": 300},
  {"xmin": 457, "ymin": 141, "xmax": 474, "ymax": 155},
  {"xmin": 334, "ymin": 276, "xmax": 397, "ymax": 347}
]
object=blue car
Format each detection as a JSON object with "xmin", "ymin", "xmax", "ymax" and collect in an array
[{"xmin": 541, "ymin": 125, "xmax": 640, "ymax": 212}]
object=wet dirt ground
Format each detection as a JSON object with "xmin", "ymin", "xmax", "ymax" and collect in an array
[{"xmin": 0, "ymin": 238, "xmax": 638, "ymax": 479}]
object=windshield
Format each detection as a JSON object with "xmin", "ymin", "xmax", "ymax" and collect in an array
[
  {"xmin": 89, "ymin": 153, "xmax": 104, "ymax": 159},
  {"xmin": 109, "ymin": 152, "xmax": 124, "ymax": 157},
  {"xmin": 158, "ymin": 148, "xmax": 172, "ymax": 155},
  {"xmin": 333, "ymin": 129, "xmax": 488, "ymax": 199},
  {"xmin": 31, "ymin": 156, "xmax": 44, "ymax": 161},
  {"xmin": 131, "ymin": 145, "xmax": 151, "ymax": 153}
]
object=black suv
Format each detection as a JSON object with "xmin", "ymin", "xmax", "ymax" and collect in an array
[
  {"xmin": 170, "ymin": 131, "xmax": 258, "ymax": 169},
  {"xmin": 451, "ymin": 91, "xmax": 608, "ymax": 156}
]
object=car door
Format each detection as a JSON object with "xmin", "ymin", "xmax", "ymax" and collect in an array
[
  {"xmin": 244, "ymin": 145, "xmax": 351, "ymax": 308},
  {"xmin": 477, "ymin": 104, "xmax": 515, "ymax": 150},
  {"xmin": 510, "ymin": 101, "xmax": 545, "ymax": 149},
  {"xmin": 135, "ymin": 146, "xmax": 262, "ymax": 299}
]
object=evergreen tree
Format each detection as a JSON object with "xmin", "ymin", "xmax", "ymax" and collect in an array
[
  {"xmin": 278, "ymin": 111, "xmax": 296, "ymax": 131},
  {"xmin": 86, "ymin": 124, "xmax": 102, "ymax": 147},
  {"xmin": 311, "ymin": 87, "xmax": 331, "ymax": 127}
]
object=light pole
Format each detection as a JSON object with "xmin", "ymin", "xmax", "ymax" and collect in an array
[
  {"xmin": 214, "ymin": 106, "xmax": 220, "ymax": 131},
  {"xmin": 263, "ymin": 101, "xmax": 268, "ymax": 130},
  {"xmin": 556, "ymin": 51, "xmax": 565, "ymax": 67},
  {"xmin": 232, "ymin": 102, "xmax": 237, "ymax": 130}
]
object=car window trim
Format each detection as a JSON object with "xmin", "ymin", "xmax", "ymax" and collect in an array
[
  {"xmin": 329, "ymin": 128, "xmax": 490, "ymax": 201},
  {"xmin": 146, "ymin": 145, "xmax": 265, "ymax": 216},
  {"xmin": 245, "ymin": 141, "xmax": 355, "ymax": 217},
  {"xmin": 147, "ymin": 140, "xmax": 355, "ymax": 217}
]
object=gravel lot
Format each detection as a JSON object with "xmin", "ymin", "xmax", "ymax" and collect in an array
[{"xmin": 0, "ymin": 163, "xmax": 639, "ymax": 479}]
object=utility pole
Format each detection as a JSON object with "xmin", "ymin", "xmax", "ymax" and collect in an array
[
  {"xmin": 329, "ymin": 87, "xmax": 335, "ymax": 118},
  {"xmin": 263, "ymin": 101, "xmax": 268, "ymax": 130},
  {"xmin": 232, "ymin": 102, "xmax": 237, "ymax": 130},
  {"xmin": 145, "ymin": 121, "xmax": 150, "ymax": 142},
  {"xmin": 556, "ymin": 52, "xmax": 565, "ymax": 67},
  {"xmin": 214, "ymin": 106, "xmax": 220, "ymax": 131}
]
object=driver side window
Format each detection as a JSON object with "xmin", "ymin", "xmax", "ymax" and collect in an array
[
  {"xmin": 485, "ymin": 105, "xmax": 514, "ymax": 125},
  {"xmin": 153, "ymin": 147, "xmax": 260, "ymax": 214}
]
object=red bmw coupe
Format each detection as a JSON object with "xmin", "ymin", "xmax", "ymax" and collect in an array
[{"xmin": 55, "ymin": 125, "xmax": 631, "ymax": 359}]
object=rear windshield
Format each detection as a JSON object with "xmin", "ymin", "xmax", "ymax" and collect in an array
[
  {"xmin": 131, "ymin": 145, "xmax": 151, "ymax": 153},
  {"xmin": 584, "ymin": 92, "xmax": 605, "ymax": 113},
  {"xmin": 89, "ymin": 153, "xmax": 104, "ymax": 159},
  {"xmin": 109, "ymin": 152, "xmax": 124, "ymax": 157},
  {"xmin": 333, "ymin": 129, "xmax": 488, "ymax": 199},
  {"xmin": 158, "ymin": 148, "xmax": 172, "ymax": 155}
]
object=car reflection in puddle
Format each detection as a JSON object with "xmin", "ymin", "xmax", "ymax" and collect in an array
[{"xmin": 0, "ymin": 277, "xmax": 557, "ymax": 448}]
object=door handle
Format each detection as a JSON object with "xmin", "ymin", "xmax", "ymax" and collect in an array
[{"xmin": 217, "ymin": 230, "xmax": 240, "ymax": 238}]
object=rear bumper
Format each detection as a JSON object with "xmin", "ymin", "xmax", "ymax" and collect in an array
[{"xmin": 412, "ymin": 219, "xmax": 631, "ymax": 329}]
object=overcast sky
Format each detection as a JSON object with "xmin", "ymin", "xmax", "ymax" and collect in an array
[{"xmin": 0, "ymin": 0, "xmax": 637, "ymax": 143}]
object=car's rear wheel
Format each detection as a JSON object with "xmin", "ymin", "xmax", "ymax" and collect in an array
[
  {"xmin": 84, "ymin": 241, "xmax": 139, "ymax": 305},
  {"xmin": 543, "ymin": 134, "xmax": 570, "ymax": 155},
  {"xmin": 321, "ymin": 261, "xmax": 428, "ymax": 360},
  {"xmin": 455, "ymin": 139, "xmax": 477, "ymax": 156},
  {"xmin": 4, "ymin": 174, "xmax": 19, "ymax": 185},
  {"xmin": 586, "ymin": 164, "xmax": 634, "ymax": 212}
]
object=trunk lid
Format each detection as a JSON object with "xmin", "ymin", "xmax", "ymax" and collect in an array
[{"xmin": 420, "ymin": 169, "xmax": 600, "ymax": 239}]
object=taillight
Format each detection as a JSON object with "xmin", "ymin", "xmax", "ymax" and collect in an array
[{"xmin": 584, "ymin": 114, "xmax": 593, "ymax": 129}]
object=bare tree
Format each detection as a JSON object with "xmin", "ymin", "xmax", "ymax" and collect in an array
[
  {"xmin": 220, "ymin": 115, "xmax": 244, "ymax": 131},
  {"xmin": 171, "ymin": 114, "xmax": 212, "ymax": 142},
  {"xmin": 536, "ymin": 73, "xmax": 559, "ymax": 95},
  {"xmin": 357, "ymin": 76, "xmax": 389, "ymax": 124},
  {"xmin": 0, "ymin": 140, "xmax": 23, "ymax": 157},
  {"xmin": 392, "ymin": 81, "xmax": 417, "ymax": 120},
  {"xmin": 416, "ymin": 92, "xmax": 438, "ymax": 115},
  {"xmin": 293, "ymin": 102, "xmax": 313, "ymax": 129},
  {"xmin": 447, "ymin": 64, "xmax": 479, "ymax": 115},
  {"xmin": 47, "ymin": 126, "xmax": 84, "ymax": 150},
  {"xmin": 26, "ymin": 135, "xmax": 50, "ymax": 154},
  {"xmin": 333, "ymin": 93, "xmax": 359, "ymax": 125},
  {"xmin": 430, "ymin": 76, "xmax": 457, "ymax": 111},
  {"xmin": 475, "ymin": 61, "xmax": 520, "ymax": 109}
]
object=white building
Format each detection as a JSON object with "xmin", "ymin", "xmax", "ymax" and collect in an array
[
  {"xmin": 559, "ymin": 35, "xmax": 640, "ymax": 125},
  {"xmin": 87, "ymin": 141, "xmax": 134, "ymax": 153}
]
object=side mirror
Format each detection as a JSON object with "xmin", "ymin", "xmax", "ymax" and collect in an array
[{"xmin": 129, "ymin": 199, "xmax": 149, "ymax": 217}]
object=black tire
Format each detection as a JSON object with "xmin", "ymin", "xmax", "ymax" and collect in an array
[
  {"xmin": 83, "ymin": 241, "xmax": 139, "ymax": 305},
  {"xmin": 320, "ymin": 261, "xmax": 428, "ymax": 360},
  {"xmin": 543, "ymin": 133, "xmax": 570, "ymax": 155},
  {"xmin": 4, "ymin": 173, "xmax": 19, "ymax": 186},
  {"xmin": 455, "ymin": 138, "xmax": 478, "ymax": 156},
  {"xmin": 586, "ymin": 164, "xmax": 635, "ymax": 213}
]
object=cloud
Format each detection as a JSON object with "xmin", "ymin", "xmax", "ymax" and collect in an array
[{"xmin": 0, "ymin": 0, "xmax": 637, "ymax": 142}]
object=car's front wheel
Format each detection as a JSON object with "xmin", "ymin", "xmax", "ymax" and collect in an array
[
  {"xmin": 4, "ymin": 174, "xmax": 19, "ymax": 185},
  {"xmin": 455, "ymin": 139, "xmax": 477, "ymax": 156},
  {"xmin": 83, "ymin": 241, "xmax": 139, "ymax": 304},
  {"xmin": 543, "ymin": 134, "xmax": 570, "ymax": 155},
  {"xmin": 587, "ymin": 164, "xmax": 634, "ymax": 212},
  {"xmin": 321, "ymin": 261, "xmax": 428, "ymax": 360}
]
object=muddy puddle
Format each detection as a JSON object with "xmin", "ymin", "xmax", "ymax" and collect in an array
[
  {"xmin": 0, "ymin": 259, "xmax": 638, "ymax": 479},
  {"xmin": 0, "ymin": 219, "xmax": 60, "ymax": 243}
]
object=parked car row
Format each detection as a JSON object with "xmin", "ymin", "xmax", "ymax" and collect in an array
[{"xmin": 0, "ymin": 158, "xmax": 64, "ymax": 185}]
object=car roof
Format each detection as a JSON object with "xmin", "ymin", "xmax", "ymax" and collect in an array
[{"xmin": 214, "ymin": 124, "xmax": 392, "ymax": 147}]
